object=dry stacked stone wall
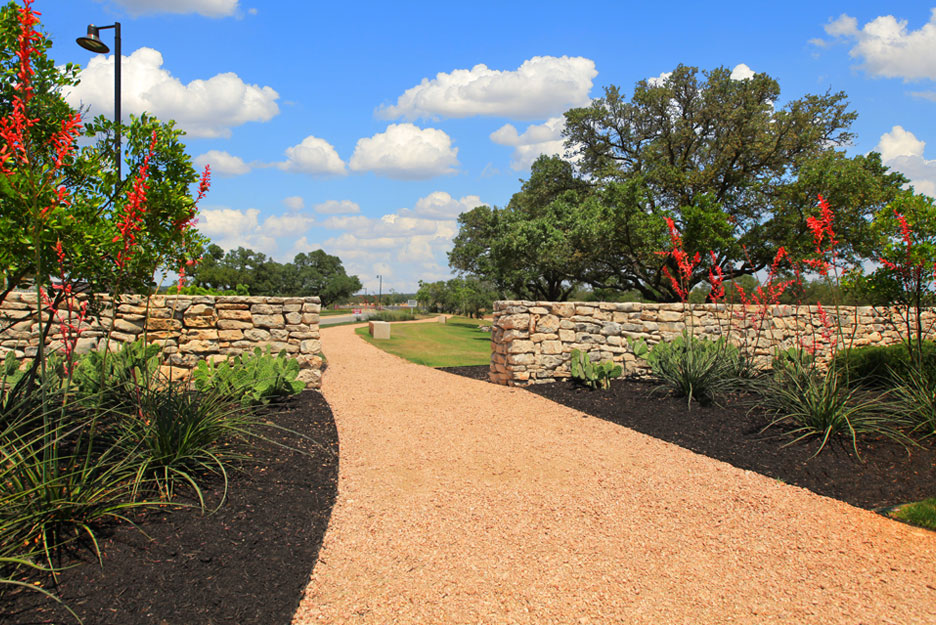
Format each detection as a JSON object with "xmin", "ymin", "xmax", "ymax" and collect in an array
[
  {"xmin": 0, "ymin": 293, "xmax": 323, "ymax": 388},
  {"xmin": 490, "ymin": 300, "xmax": 935, "ymax": 386}
]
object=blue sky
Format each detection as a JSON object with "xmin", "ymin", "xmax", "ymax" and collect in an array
[{"xmin": 36, "ymin": 0, "xmax": 936, "ymax": 293}]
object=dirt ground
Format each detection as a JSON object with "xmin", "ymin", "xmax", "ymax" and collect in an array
[{"xmin": 294, "ymin": 322, "xmax": 936, "ymax": 625}]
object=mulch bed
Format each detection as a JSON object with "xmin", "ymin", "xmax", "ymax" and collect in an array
[
  {"xmin": 2, "ymin": 390, "xmax": 339, "ymax": 625},
  {"xmin": 437, "ymin": 366, "xmax": 936, "ymax": 511}
]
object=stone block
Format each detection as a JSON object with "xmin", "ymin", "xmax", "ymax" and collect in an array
[
  {"xmin": 507, "ymin": 339, "xmax": 534, "ymax": 354},
  {"xmin": 499, "ymin": 314, "xmax": 530, "ymax": 330},
  {"xmin": 253, "ymin": 314, "xmax": 285, "ymax": 329},
  {"xmin": 250, "ymin": 304, "xmax": 277, "ymax": 315},
  {"xmin": 437, "ymin": 315, "xmax": 447, "ymax": 323},
  {"xmin": 535, "ymin": 314, "xmax": 560, "ymax": 333},
  {"xmin": 218, "ymin": 309, "xmax": 252, "ymax": 321},
  {"xmin": 183, "ymin": 315, "xmax": 217, "ymax": 328},
  {"xmin": 218, "ymin": 329, "xmax": 244, "ymax": 341},
  {"xmin": 300, "ymin": 339, "xmax": 321, "ymax": 353},
  {"xmin": 217, "ymin": 319, "xmax": 253, "ymax": 330},
  {"xmin": 369, "ymin": 321, "xmax": 390, "ymax": 339},
  {"xmin": 542, "ymin": 340, "xmax": 562, "ymax": 355},
  {"xmin": 284, "ymin": 312, "xmax": 302, "ymax": 325},
  {"xmin": 244, "ymin": 328, "xmax": 271, "ymax": 342},
  {"xmin": 179, "ymin": 340, "xmax": 217, "ymax": 353}
]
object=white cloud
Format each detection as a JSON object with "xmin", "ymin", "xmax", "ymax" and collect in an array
[
  {"xmin": 876, "ymin": 126, "xmax": 936, "ymax": 197},
  {"xmin": 277, "ymin": 135, "xmax": 347, "ymax": 176},
  {"xmin": 199, "ymin": 206, "xmax": 316, "ymax": 254},
  {"xmin": 66, "ymin": 47, "xmax": 278, "ymax": 138},
  {"xmin": 647, "ymin": 71, "xmax": 673, "ymax": 87},
  {"xmin": 824, "ymin": 10, "xmax": 936, "ymax": 80},
  {"xmin": 379, "ymin": 55, "xmax": 597, "ymax": 120},
  {"xmin": 283, "ymin": 196, "xmax": 305, "ymax": 211},
  {"xmin": 730, "ymin": 63, "xmax": 756, "ymax": 80},
  {"xmin": 490, "ymin": 116, "xmax": 566, "ymax": 170},
  {"xmin": 909, "ymin": 90, "xmax": 936, "ymax": 102},
  {"xmin": 349, "ymin": 123, "xmax": 458, "ymax": 179},
  {"xmin": 401, "ymin": 191, "xmax": 483, "ymax": 220},
  {"xmin": 313, "ymin": 200, "xmax": 360, "ymax": 215},
  {"xmin": 102, "ymin": 0, "xmax": 239, "ymax": 17},
  {"xmin": 194, "ymin": 150, "xmax": 250, "ymax": 177}
]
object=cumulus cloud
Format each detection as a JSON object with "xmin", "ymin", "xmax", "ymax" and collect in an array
[
  {"xmin": 66, "ymin": 47, "xmax": 278, "ymax": 138},
  {"xmin": 378, "ymin": 56, "xmax": 597, "ymax": 120},
  {"xmin": 401, "ymin": 191, "xmax": 483, "ymax": 220},
  {"xmin": 276, "ymin": 135, "xmax": 347, "ymax": 176},
  {"xmin": 283, "ymin": 196, "xmax": 304, "ymax": 211},
  {"xmin": 313, "ymin": 200, "xmax": 360, "ymax": 215},
  {"xmin": 730, "ymin": 63, "xmax": 756, "ymax": 80},
  {"xmin": 349, "ymin": 123, "xmax": 458, "ymax": 179},
  {"xmin": 194, "ymin": 150, "xmax": 250, "ymax": 177},
  {"xmin": 490, "ymin": 116, "xmax": 566, "ymax": 170},
  {"xmin": 647, "ymin": 70, "xmax": 673, "ymax": 87},
  {"xmin": 823, "ymin": 10, "xmax": 936, "ymax": 81},
  {"xmin": 102, "ymin": 0, "xmax": 239, "ymax": 17},
  {"xmin": 198, "ymin": 206, "xmax": 317, "ymax": 255},
  {"xmin": 875, "ymin": 126, "xmax": 936, "ymax": 197}
]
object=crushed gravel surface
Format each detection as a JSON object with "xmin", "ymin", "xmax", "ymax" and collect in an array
[{"xmin": 294, "ymin": 322, "xmax": 936, "ymax": 625}]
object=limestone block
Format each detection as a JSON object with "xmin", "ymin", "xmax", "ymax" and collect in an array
[
  {"xmin": 179, "ymin": 340, "xmax": 217, "ymax": 353},
  {"xmin": 558, "ymin": 329, "xmax": 575, "ymax": 342},
  {"xmin": 270, "ymin": 328, "xmax": 289, "ymax": 341},
  {"xmin": 302, "ymin": 302, "xmax": 321, "ymax": 313},
  {"xmin": 253, "ymin": 314, "xmax": 285, "ymax": 329},
  {"xmin": 301, "ymin": 313, "xmax": 320, "ymax": 325},
  {"xmin": 185, "ymin": 329, "xmax": 219, "ymax": 341},
  {"xmin": 183, "ymin": 315, "xmax": 217, "ymax": 328},
  {"xmin": 574, "ymin": 305, "xmax": 596, "ymax": 316},
  {"xmin": 250, "ymin": 304, "xmax": 277, "ymax": 315},
  {"xmin": 535, "ymin": 314, "xmax": 560, "ymax": 333},
  {"xmin": 507, "ymin": 339, "xmax": 534, "ymax": 354},
  {"xmin": 369, "ymin": 321, "xmax": 390, "ymax": 339},
  {"xmin": 529, "ymin": 306, "xmax": 550, "ymax": 314},
  {"xmin": 288, "ymin": 331, "xmax": 317, "ymax": 340},
  {"xmin": 187, "ymin": 304, "xmax": 214, "ymax": 316},
  {"xmin": 284, "ymin": 312, "xmax": 302, "ymax": 325},
  {"xmin": 244, "ymin": 328, "xmax": 271, "ymax": 341},
  {"xmin": 217, "ymin": 319, "xmax": 252, "ymax": 330},
  {"xmin": 218, "ymin": 309, "xmax": 252, "ymax": 321},
  {"xmin": 113, "ymin": 318, "xmax": 144, "ymax": 334},
  {"xmin": 507, "ymin": 353, "xmax": 535, "ymax": 366},
  {"xmin": 2, "ymin": 309, "xmax": 31, "ymax": 320},
  {"xmin": 300, "ymin": 339, "xmax": 322, "ymax": 353},
  {"xmin": 600, "ymin": 322, "xmax": 621, "ymax": 336},
  {"xmin": 297, "ymin": 368, "xmax": 322, "ymax": 387},
  {"xmin": 296, "ymin": 354, "xmax": 324, "ymax": 370},
  {"xmin": 110, "ymin": 331, "xmax": 136, "ymax": 343},
  {"xmin": 159, "ymin": 365, "xmax": 190, "ymax": 380},
  {"xmin": 658, "ymin": 310, "xmax": 682, "ymax": 322},
  {"xmin": 542, "ymin": 340, "xmax": 562, "ymax": 355},
  {"xmin": 218, "ymin": 329, "xmax": 244, "ymax": 341},
  {"xmin": 255, "ymin": 341, "xmax": 297, "ymax": 354},
  {"xmin": 498, "ymin": 314, "xmax": 530, "ymax": 330},
  {"xmin": 284, "ymin": 303, "xmax": 302, "ymax": 313},
  {"xmin": 216, "ymin": 303, "xmax": 250, "ymax": 310},
  {"xmin": 530, "ymin": 333, "xmax": 548, "ymax": 343},
  {"xmin": 437, "ymin": 315, "xmax": 447, "ymax": 323}
]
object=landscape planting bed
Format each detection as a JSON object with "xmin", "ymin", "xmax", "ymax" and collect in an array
[
  {"xmin": 437, "ymin": 366, "xmax": 936, "ymax": 511},
  {"xmin": 3, "ymin": 391, "xmax": 339, "ymax": 625}
]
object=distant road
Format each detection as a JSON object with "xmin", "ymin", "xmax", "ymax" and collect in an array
[{"xmin": 319, "ymin": 311, "xmax": 376, "ymax": 326}]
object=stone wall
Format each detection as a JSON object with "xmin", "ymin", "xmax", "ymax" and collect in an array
[
  {"xmin": 0, "ymin": 293, "xmax": 323, "ymax": 388},
  {"xmin": 489, "ymin": 300, "xmax": 935, "ymax": 386}
]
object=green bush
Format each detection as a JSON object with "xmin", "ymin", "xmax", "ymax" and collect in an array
[
  {"xmin": 191, "ymin": 346, "xmax": 305, "ymax": 405},
  {"xmin": 889, "ymin": 365, "xmax": 936, "ymax": 438},
  {"xmin": 369, "ymin": 309, "xmax": 416, "ymax": 322},
  {"xmin": 831, "ymin": 341, "xmax": 936, "ymax": 388},
  {"xmin": 635, "ymin": 332, "xmax": 742, "ymax": 406},
  {"xmin": 569, "ymin": 348, "xmax": 622, "ymax": 390}
]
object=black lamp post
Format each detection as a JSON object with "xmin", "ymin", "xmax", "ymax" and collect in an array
[{"xmin": 76, "ymin": 22, "xmax": 121, "ymax": 192}]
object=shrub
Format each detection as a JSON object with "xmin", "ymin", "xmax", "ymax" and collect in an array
[
  {"xmin": 191, "ymin": 347, "xmax": 305, "ymax": 406},
  {"xmin": 369, "ymin": 310, "xmax": 416, "ymax": 322},
  {"xmin": 758, "ymin": 348, "xmax": 909, "ymax": 457},
  {"xmin": 569, "ymin": 348, "xmax": 622, "ymax": 390},
  {"xmin": 120, "ymin": 383, "xmax": 258, "ymax": 508},
  {"xmin": 634, "ymin": 332, "xmax": 742, "ymax": 406},
  {"xmin": 889, "ymin": 365, "xmax": 936, "ymax": 438},
  {"xmin": 831, "ymin": 341, "xmax": 936, "ymax": 388}
]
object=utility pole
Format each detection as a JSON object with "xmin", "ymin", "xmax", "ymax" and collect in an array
[{"xmin": 377, "ymin": 275, "xmax": 382, "ymax": 309}]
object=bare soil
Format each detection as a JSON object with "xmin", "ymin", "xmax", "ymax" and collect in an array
[{"xmin": 295, "ymin": 325, "xmax": 936, "ymax": 625}]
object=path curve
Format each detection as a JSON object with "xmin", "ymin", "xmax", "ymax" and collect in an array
[{"xmin": 293, "ymin": 322, "xmax": 936, "ymax": 624}]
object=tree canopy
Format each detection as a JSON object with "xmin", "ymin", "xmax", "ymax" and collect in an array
[
  {"xmin": 449, "ymin": 65, "xmax": 909, "ymax": 302},
  {"xmin": 192, "ymin": 245, "xmax": 362, "ymax": 307}
]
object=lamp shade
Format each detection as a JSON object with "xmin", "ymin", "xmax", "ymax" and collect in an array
[{"xmin": 76, "ymin": 25, "xmax": 109, "ymax": 53}]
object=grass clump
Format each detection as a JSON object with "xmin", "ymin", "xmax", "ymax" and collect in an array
[
  {"xmin": 831, "ymin": 341, "xmax": 936, "ymax": 388},
  {"xmin": 887, "ymin": 498, "xmax": 936, "ymax": 530}
]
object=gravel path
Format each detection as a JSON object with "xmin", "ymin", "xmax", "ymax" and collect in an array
[{"xmin": 293, "ymin": 322, "xmax": 936, "ymax": 625}]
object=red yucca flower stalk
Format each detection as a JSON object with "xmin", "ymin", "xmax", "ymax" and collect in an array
[
  {"xmin": 114, "ymin": 131, "xmax": 158, "ymax": 269},
  {"xmin": 803, "ymin": 194, "xmax": 837, "ymax": 277},
  {"xmin": 175, "ymin": 164, "xmax": 210, "ymax": 292},
  {"xmin": 707, "ymin": 251, "xmax": 725, "ymax": 304},
  {"xmin": 40, "ymin": 240, "xmax": 89, "ymax": 376},
  {"xmin": 658, "ymin": 217, "xmax": 700, "ymax": 302}
]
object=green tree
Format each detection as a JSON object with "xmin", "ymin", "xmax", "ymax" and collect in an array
[
  {"xmin": 561, "ymin": 64, "xmax": 906, "ymax": 301},
  {"xmin": 449, "ymin": 155, "xmax": 588, "ymax": 300}
]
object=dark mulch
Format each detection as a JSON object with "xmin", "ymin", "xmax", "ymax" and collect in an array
[
  {"xmin": 2, "ymin": 390, "xmax": 339, "ymax": 625},
  {"xmin": 437, "ymin": 365, "xmax": 936, "ymax": 511}
]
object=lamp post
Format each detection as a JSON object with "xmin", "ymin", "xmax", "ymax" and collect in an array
[{"xmin": 76, "ymin": 22, "xmax": 121, "ymax": 194}]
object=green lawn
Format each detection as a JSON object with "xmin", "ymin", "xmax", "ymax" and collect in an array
[
  {"xmin": 320, "ymin": 308, "xmax": 353, "ymax": 316},
  {"xmin": 354, "ymin": 316, "xmax": 491, "ymax": 367},
  {"xmin": 887, "ymin": 498, "xmax": 936, "ymax": 531}
]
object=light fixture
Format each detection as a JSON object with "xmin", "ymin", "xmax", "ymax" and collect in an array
[{"xmin": 76, "ymin": 25, "xmax": 109, "ymax": 54}]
